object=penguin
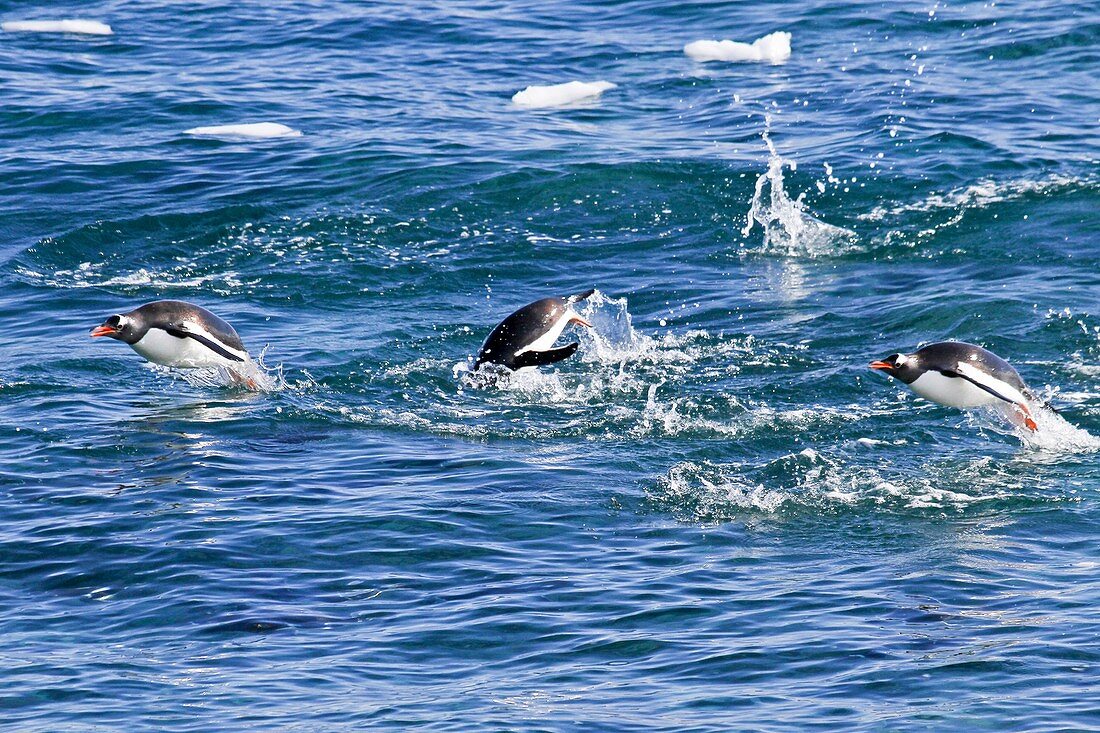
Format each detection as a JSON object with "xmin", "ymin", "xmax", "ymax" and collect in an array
[
  {"xmin": 869, "ymin": 341, "xmax": 1042, "ymax": 431},
  {"xmin": 91, "ymin": 300, "xmax": 253, "ymax": 374},
  {"xmin": 475, "ymin": 289, "xmax": 595, "ymax": 371}
]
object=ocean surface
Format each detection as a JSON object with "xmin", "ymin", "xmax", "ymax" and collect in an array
[{"xmin": 2, "ymin": 1, "xmax": 1098, "ymax": 729}]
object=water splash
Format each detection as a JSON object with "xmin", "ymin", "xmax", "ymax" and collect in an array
[
  {"xmin": 457, "ymin": 289, "xmax": 660, "ymax": 390},
  {"xmin": 389, "ymin": 291, "xmax": 822, "ymax": 440},
  {"xmin": 1045, "ymin": 307, "xmax": 1100, "ymax": 381},
  {"xmin": 152, "ymin": 346, "xmax": 288, "ymax": 392},
  {"xmin": 741, "ymin": 117, "xmax": 855, "ymax": 256},
  {"xmin": 575, "ymin": 289, "xmax": 654, "ymax": 363},
  {"xmin": 969, "ymin": 403, "xmax": 1100, "ymax": 454}
]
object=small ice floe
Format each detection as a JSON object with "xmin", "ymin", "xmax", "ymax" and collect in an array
[
  {"xmin": 684, "ymin": 31, "xmax": 791, "ymax": 64},
  {"xmin": 183, "ymin": 122, "xmax": 302, "ymax": 139},
  {"xmin": 512, "ymin": 81, "xmax": 617, "ymax": 109},
  {"xmin": 2, "ymin": 19, "xmax": 113, "ymax": 35}
]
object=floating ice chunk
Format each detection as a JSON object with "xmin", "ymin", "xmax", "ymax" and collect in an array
[
  {"xmin": 184, "ymin": 122, "xmax": 302, "ymax": 139},
  {"xmin": 684, "ymin": 31, "xmax": 791, "ymax": 64},
  {"xmin": 512, "ymin": 81, "xmax": 616, "ymax": 109},
  {"xmin": 2, "ymin": 19, "xmax": 113, "ymax": 35}
]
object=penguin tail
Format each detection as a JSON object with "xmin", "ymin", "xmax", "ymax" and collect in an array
[{"xmin": 564, "ymin": 288, "xmax": 596, "ymax": 305}]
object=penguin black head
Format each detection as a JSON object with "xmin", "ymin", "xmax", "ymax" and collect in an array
[
  {"xmin": 869, "ymin": 352, "xmax": 921, "ymax": 385},
  {"xmin": 90, "ymin": 313, "xmax": 142, "ymax": 344}
]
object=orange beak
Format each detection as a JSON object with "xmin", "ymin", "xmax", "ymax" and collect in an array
[
  {"xmin": 90, "ymin": 325, "xmax": 117, "ymax": 338},
  {"xmin": 570, "ymin": 315, "xmax": 592, "ymax": 328},
  {"xmin": 868, "ymin": 361, "xmax": 893, "ymax": 371}
]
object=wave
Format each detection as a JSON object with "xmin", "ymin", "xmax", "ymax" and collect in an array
[
  {"xmin": 649, "ymin": 444, "xmax": 1083, "ymax": 520},
  {"xmin": 16, "ymin": 263, "xmax": 247, "ymax": 294},
  {"xmin": 858, "ymin": 173, "xmax": 1093, "ymax": 223}
]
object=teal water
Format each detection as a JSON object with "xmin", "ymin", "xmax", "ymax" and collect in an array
[{"xmin": 2, "ymin": 1, "xmax": 1099, "ymax": 729}]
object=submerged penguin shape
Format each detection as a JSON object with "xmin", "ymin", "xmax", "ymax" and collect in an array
[
  {"xmin": 475, "ymin": 289, "xmax": 595, "ymax": 371},
  {"xmin": 870, "ymin": 341, "xmax": 1046, "ymax": 431},
  {"xmin": 91, "ymin": 300, "xmax": 251, "ymax": 370}
]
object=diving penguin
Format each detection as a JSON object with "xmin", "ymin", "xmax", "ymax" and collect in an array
[
  {"xmin": 475, "ymin": 289, "xmax": 595, "ymax": 371},
  {"xmin": 869, "ymin": 341, "xmax": 1047, "ymax": 431},
  {"xmin": 91, "ymin": 300, "xmax": 256, "ymax": 385}
]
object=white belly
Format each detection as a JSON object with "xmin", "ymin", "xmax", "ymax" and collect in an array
[
  {"xmin": 908, "ymin": 371, "xmax": 1001, "ymax": 409},
  {"xmin": 515, "ymin": 313, "xmax": 570, "ymax": 357},
  {"xmin": 130, "ymin": 328, "xmax": 242, "ymax": 369}
]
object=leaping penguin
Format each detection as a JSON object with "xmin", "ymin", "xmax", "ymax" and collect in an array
[
  {"xmin": 91, "ymin": 300, "xmax": 254, "ymax": 381},
  {"xmin": 870, "ymin": 341, "xmax": 1045, "ymax": 431},
  {"xmin": 475, "ymin": 289, "xmax": 595, "ymax": 371}
]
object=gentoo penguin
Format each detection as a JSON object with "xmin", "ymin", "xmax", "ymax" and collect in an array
[
  {"xmin": 475, "ymin": 289, "xmax": 595, "ymax": 371},
  {"xmin": 91, "ymin": 300, "xmax": 252, "ymax": 373},
  {"xmin": 870, "ymin": 341, "xmax": 1042, "ymax": 431}
]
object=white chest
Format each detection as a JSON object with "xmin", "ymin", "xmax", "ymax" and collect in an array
[
  {"xmin": 130, "ymin": 328, "xmax": 238, "ymax": 368},
  {"xmin": 516, "ymin": 314, "xmax": 570, "ymax": 356},
  {"xmin": 908, "ymin": 370, "xmax": 1001, "ymax": 409}
]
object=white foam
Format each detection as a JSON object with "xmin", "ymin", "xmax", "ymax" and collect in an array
[
  {"xmin": 649, "ymin": 449, "xmax": 1035, "ymax": 520},
  {"xmin": 19, "ymin": 263, "xmax": 244, "ymax": 293},
  {"xmin": 511, "ymin": 81, "xmax": 616, "ymax": 109},
  {"xmin": 454, "ymin": 292, "xmax": 862, "ymax": 441},
  {"xmin": 969, "ymin": 403, "xmax": 1100, "ymax": 454},
  {"xmin": 684, "ymin": 32, "xmax": 791, "ymax": 64},
  {"xmin": 2, "ymin": 19, "xmax": 113, "ymax": 35},
  {"xmin": 183, "ymin": 123, "xmax": 302, "ymax": 139}
]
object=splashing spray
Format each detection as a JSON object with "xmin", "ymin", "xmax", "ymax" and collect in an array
[{"xmin": 742, "ymin": 115, "xmax": 855, "ymax": 256}]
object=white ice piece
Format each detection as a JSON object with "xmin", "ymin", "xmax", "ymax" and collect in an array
[
  {"xmin": 684, "ymin": 31, "xmax": 791, "ymax": 64},
  {"xmin": 512, "ymin": 81, "xmax": 617, "ymax": 109},
  {"xmin": 2, "ymin": 19, "xmax": 113, "ymax": 35},
  {"xmin": 183, "ymin": 122, "xmax": 302, "ymax": 139}
]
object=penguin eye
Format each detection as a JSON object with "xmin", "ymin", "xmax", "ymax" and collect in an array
[{"xmin": 107, "ymin": 315, "xmax": 122, "ymax": 328}]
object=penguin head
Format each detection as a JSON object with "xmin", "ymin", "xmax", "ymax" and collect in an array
[
  {"xmin": 869, "ymin": 352, "xmax": 921, "ymax": 384},
  {"xmin": 90, "ymin": 313, "xmax": 140, "ymax": 344}
]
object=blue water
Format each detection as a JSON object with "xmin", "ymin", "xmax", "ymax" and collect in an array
[{"xmin": 2, "ymin": 1, "xmax": 1099, "ymax": 729}]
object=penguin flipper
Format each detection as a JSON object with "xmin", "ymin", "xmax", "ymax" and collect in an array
[
  {"xmin": 512, "ymin": 342, "xmax": 579, "ymax": 369},
  {"xmin": 948, "ymin": 362, "xmax": 1031, "ymax": 406},
  {"xmin": 164, "ymin": 326, "xmax": 246, "ymax": 362},
  {"xmin": 945, "ymin": 364, "xmax": 1038, "ymax": 431},
  {"xmin": 563, "ymin": 289, "xmax": 595, "ymax": 305},
  {"xmin": 940, "ymin": 368, "xmax": 1016, "ymax": 405}
]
